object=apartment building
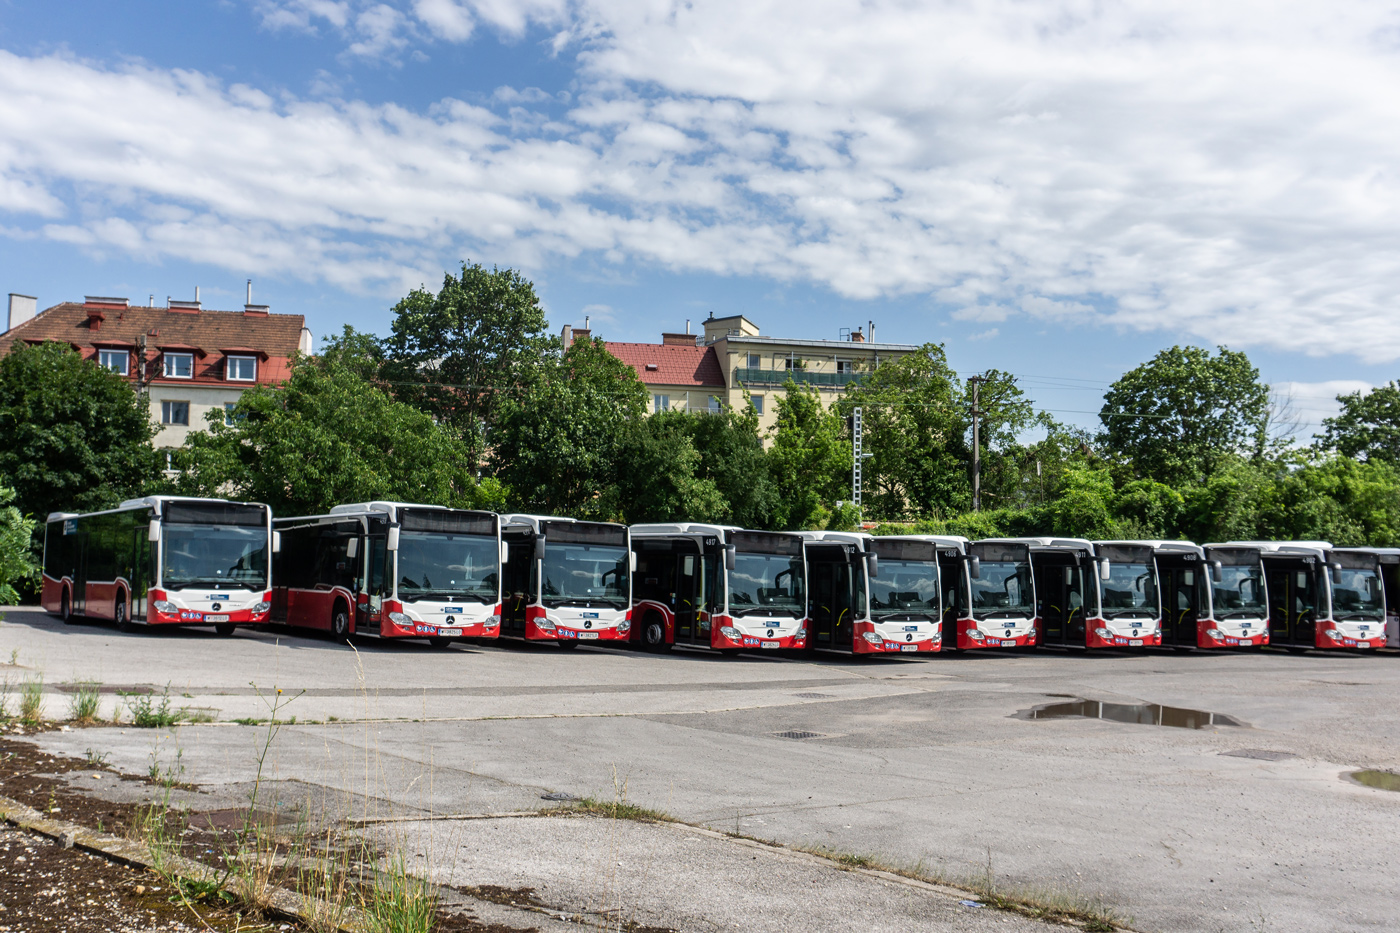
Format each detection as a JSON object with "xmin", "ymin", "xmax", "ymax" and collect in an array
[
  {"xmin": 2, "ymin": 293, "xmax": 311, "ymax": 455},
  {"xmin": 584, "ymin": 313, "xmax": 919, "ymax": 435}
]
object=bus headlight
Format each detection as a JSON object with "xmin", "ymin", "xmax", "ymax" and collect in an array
[
  {"xmin": 967, "ymin": 629, "xmax": 985, "ymax": 641},
  {"xmin": 485, "ymin": 614, "xmax": 501, "ymax": 628},
  {"xmin": 153, "ymin": 600, "xmax": 176, "ymax": 613},
  {"xmin": 1094, "ymin": 627, "xmax": 1111, "ymax": 639},
  {"xmin": 536, "ymin": 616, "xmax": 558, "ymax": 633},
  {"xmin": 932, "ymin": 630, "xmax": 942, "ymax": 642},
  {"xmin": 1324, "ymin": 629, "xmax": 1343, "ymax": 641},
  {"xmin": 252, "ymin": 601, "xmax": 271, "ymax": 614},
  {"xmin": 1206, "ymin": 629, "xmax": 1225, "ymax": 640},
  {"xmin": 862, "ymin": 632, "xmax": 882, "ymax": 645},
  {"xmin": 388, "ymin": 612, "xmax": 412, "ymax": 626},
  {"xmin": 795, "ymin": 628, "xmax": 807, "ymax": 640},
  {"xmin": 719, "ymin": 626, "xmax": 740, "ymax": 639},
  {"xmin": 618, "ymin": 619, "xmax": 631, "ymax": 635}
]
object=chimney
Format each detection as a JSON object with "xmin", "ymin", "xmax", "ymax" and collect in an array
[
  {"xmin": 244, "ymin": 276, "xmax": 268, "ymax": 314},
  {"xmin": 6, "ymin": 294, "xmax": 37, "ymax": 332},
  {"xmin": 299, "ymin": 327, "xmax": 314, "ymax": 355},
  {"xmin": 585, "ymin": 314, "xmax": 590, "ymax": 329},
  {"xmin": 851, "ymin": 327, "xmax": 865, "ymax": 343},
  {"xmin": 195, "ymin": 286, "xmax": 200, "ymax": 304},
  {"xmin": 168, "ymin": 300, "xmax": 201, "ymax": 313},
  {"xmin": 246, "ymin": 279, "xmax": 252, "ymax": 305},
  {"xmin": 662, "ymin": 332, "xmax": 696, "ymax": 346},
  {"xmin": 561, "ymin": 324, "xmax": 573, "ymax": 350},
  {"xmin": 686, "ymin": 319, "xmax": 691, "ymax": 334}
]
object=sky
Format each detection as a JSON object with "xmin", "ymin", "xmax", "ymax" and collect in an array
[{"xmin": 1, "ymin": 0, "xmax": 1397, "ymax": 437}]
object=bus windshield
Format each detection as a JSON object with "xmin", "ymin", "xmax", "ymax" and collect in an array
[
  {"xmin": 1211, "ymin": 565, "xmax": 1266, "ymax": 619},
  {"xmin": 1332, "ymin": 569, "xmax": 1385, "ymax": 621},
  {"xmin": 397, "ymin": 532, "xmax": 499, "ymax": 603},
  {"xmin": 729, "ymin": 552, "xmax": 805, "ymax": 617},
  {"xmin": 541, "ymin": 543, "xmax": 629, "ymax": 607},
  {"xmin": 869, "ymin": 560, "xmax": 940, "ymax": 620},
  {"xmin": 969, "ymin": 560, "xmax": 1033, "ymax": 620},
  {"xmin": 1101, "ymin": 561, "xmax": 1158, "ymax": 620},
  {"xmin": 162, "ymin": 524, "xmax": 267, "ymax": 590}
]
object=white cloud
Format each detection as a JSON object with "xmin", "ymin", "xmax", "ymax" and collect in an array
[
  {"xmin": 6, "ymin": 2, "xmax": 1400, "ymax": 361},
  {"xmin": 967, "ymin": 328, "xmax": 1000, "ymax": 342}
]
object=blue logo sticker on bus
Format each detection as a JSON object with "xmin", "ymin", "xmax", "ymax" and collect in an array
[
  {"xmin": 210, "ymin": 594, "xmax": 230, "ymax": 601},
  {"xmin": 580, "ymin": 612, "xmax": 599, "ymax": 618},
  {"xmin": 64, "ymin": 519, "xmax": 77, "ymax": 535},
  {"xmin": 443, "ymin": 607, "xmax": 462, "ymax": 614}
]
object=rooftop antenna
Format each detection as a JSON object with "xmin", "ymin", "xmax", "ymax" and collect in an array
[
  {"xmin": 195, "ymin": 286, "xmax": 200, "ymax": 304},
  {"xmin": 246, "ymin": 279, "xmax": 252, "ymax": 304}
]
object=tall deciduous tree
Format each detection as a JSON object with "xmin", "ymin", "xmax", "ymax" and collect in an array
[
  {"xmin": 489, "ymin": 337, "xmax": 648, "ymax": 519},
  {"xmin": 768, "ymin": 381, "xmax": 851, "ymax": 530},
  {"xmin": 1317, "ymin": 382, "xmax": 1400, "ymax": 464},
  {"xmin": 0, "ymin": 341, "xmax": 161, "ymax": 523},
  {"xmin": 1099, "ymin": 345, "xmax": 1269, "ymax": 486},
  {"xmin": 613, "ymin": 411, "xmax": 726, "ymax": 524},
  {"xmin": 380, "ymin": 262, "xmax": 551, "ymax": 468},
  {"xmin": 176, "ymin": 357, "xmax": 502, "ymax": 516},
  {"xmin": 0, "ymin": 486, "xmax": 36, "ymax": 604}
]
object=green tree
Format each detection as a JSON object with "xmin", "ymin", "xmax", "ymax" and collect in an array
[
  {"xmin": 319, "ymin": 324, "xmax": 385, "ymax": 383},
  {"xmin": 768, "ymin": 381, "xmax": 851, "ymax": 530},
  {"xmin": 176, "ymin": 357, "xmax": 501, "ymax": 515},
  {"xmin": 489, "ymin": 337, "xmax": 648, "ymax": 519},
  {"xmin": 1099, "ymin": 345, "xmax": 1269, "ymax": 486},
  {"xmin": 0, "ymin": 486, "xmax": 36, "ymax": 604},
  {"xmin": 0, "ymin": 341, "xmax": 160, "ymax": 524},
  {"xmin": 674, "ymin": 399, "xmax": 777, "ymax": 528},
  {"xmin": 1317, "ymin": 382, "xmax": 1400, "ymax": 464},
  {"xmin": 613, "ymin": 411, "xmax": 726, "ymax": 524},
  {"xmin": 381, "ymin": 262, "xmax": 552, "ymax": 467}
]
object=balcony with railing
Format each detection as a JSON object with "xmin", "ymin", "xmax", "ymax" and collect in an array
[{"xmin": 733, "ymin": 366, "xmax": 867, "ymax": 388}]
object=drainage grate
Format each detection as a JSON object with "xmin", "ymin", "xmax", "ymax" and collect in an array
[
  {"xmin": 540, "ymin": 791, "xmax": 581, "ymax": 801},
  {"xmin": 772, "ymin": 730, "xmax": 826, "ymax": 740},
  {"xmin": 793, "ymin": 693, "xmax": 834, "ymax": 699},
  {"xmin": 1221, "ymin": 749, "xmax": 1297, "ymax": 762}
]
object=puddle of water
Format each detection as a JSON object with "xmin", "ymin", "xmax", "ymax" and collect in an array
[
  {"xmin": 1017, "ymin": 698, "xmax": 1245, "ymax": 729},
  {"xmin": 1350, "ymin": 770, "xmax": 1400, "ymax": 792}
]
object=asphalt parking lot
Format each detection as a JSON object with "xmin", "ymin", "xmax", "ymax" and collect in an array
[{"xmin": 4, "ymin": 605, "xmax": 1400, "ymax": 932}]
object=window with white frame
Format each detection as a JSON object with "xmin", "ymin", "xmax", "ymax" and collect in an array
[
  {"xmin": 163, "ymin": 450, "xmax": 176, "ymax": 472},
  {"xmin": 708, "ymin": 395, "xmax": 722, "ymax": 413},
  {"xmin": 746, "ymin": 352, "xmax": 761, "ymax": 368},
  {"xmin": 653, "ymin": 394, "xmax": 669, "ymax": 413},
  {"xmin": 779, "ymin": 353, "xmax": 804, "ymax": 370},
  {"xmin": 751, "ymin": 394, "xmax": 764, "ymax": 415},
  {"xmin": 163, "ymin": 352, "xmax": 193, "ymax": 379},
  {"xmin": 226, "ymin": 355, "xmax": 257, "ymax": 381},
  {"xmin": 98, "ymin": 349, "xmax": 129, "ymax": 375},
  {"xmin": 161, "ymin": 401, "xmax": 190, "ymax": 425},
  {"xmin": 836, "ymin": 359, "xmax": 854, "ymax": 375}
]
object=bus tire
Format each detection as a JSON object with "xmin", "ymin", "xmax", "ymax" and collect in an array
[
  {"xmin": 331, "ymin": 603, "xmax": 351, "ymax": 643},
  {"xmin": 428, "ymin": 637, "xmax": 452, "ymax": 649},
  {"xmin": 557, "ymin": 640, "xmax": 579, "ymax": 650},
  {"xmin": 642, "ymin": 614, "xmax": 669, "ymax": 652},
  {"xmin": 61, "ymin": 590, "xmax": 75, "ymax": 625},
  {"xmin": 115, "ymin": 593, "xmax": 134, "ymax": 633},
  {"xmin": 214, "ymin": 623, "xmax": 236, "ymax": 637}
]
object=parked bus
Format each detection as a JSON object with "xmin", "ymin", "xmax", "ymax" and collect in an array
[
  {"xmin": 500, "ymin": 515, "xmax": 632, "ymax": 647},
  {"xmin": 1229, "ymin": 541, "xmax": 1388, "ymax": 650},
  {"xmin": 1012, "ymin": 538, "xmax": 1164, "ymax": 648},
  {"xmin": 43, "ymin": 496, "xmax": 273, "ymax": 635},
  {"xmin": 273, "ymin": 502, "xmax": 503, "ymax": 647},
  {"xmin": 956, "ymin": 539, "xmax": 1037, "ymax": 649},
  {"xmin": 799, "ymin": 532, "xmax": 951, "ymax": 654},
  {"xmin": 629, "ymin": 524, "xmax": 807, "ymax": 653},
  {"xmin": 1158, "ymin": 544, "xmax": 1269, "ymax": 649}
]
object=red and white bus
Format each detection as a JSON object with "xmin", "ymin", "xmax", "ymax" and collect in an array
[
  {"xmin": 955, "ymin": 539, "xmax": 1037, "ymax": 649},
  {"xmin": 800, "ymin": 532, "xmax": 950, "ymax": 655},
  {"xmin": 629, "ymin": 524, "xmax": 807, "ymax": 653},
  {"xmin": 1228, "ymin": 541, "xmax": 1388, "ymax": 650},
  {"xmin": 1159, "ymin": 544, "xmax": 1270, "ymax": 649},
  {"xmin": 43, "ymin": 496, "xmax": 273, "ymax": 635},
  {"xmin": 500, "ymin": 515, "xmax": 633, "ymax": 647},
  {"xmin": 1011, "ymin": 538, "xmax": 1164, "ymax": 649},
  {"xmin": 273, "ymin": 502, "xmax": 504, "ymax": 647}
]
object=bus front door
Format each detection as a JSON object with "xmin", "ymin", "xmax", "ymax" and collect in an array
[
  {"xmin": 73, "ymin": 533, "xmax": 88, "ymax": 615},
  {"xmin": 1267, "ymin": 563, "xmax": 1316, "ymax": 647},
  {"xmin": 1033, "ymin": 558, "xmax": 1082, "ymax": 647},
  {"xmin": 806, "ymin": 545, "xmax": 854, "ymax": 651},
  {"xmin": 673, "ymin": 552, "xmax": 706, "ymax": 646},
  {"xmin": 1160, "ymin": 565, "xmax": 1200, "ymax": 647}
]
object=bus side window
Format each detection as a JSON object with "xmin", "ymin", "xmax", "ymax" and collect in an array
[{"xmin": 368, "ymin": 538, "xmax": 387, "ymax": 596}]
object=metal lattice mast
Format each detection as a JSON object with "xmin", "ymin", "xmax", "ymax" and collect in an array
[{"xmin": 852, "ymin": 406, "xmax": 863, "ymax": 511}]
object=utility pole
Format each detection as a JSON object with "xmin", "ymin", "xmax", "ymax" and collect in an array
[
  {"xmin": 852, "ymin": 406, "xmax": 863, "ymax": 513},
  {"xmin": 969, "ymin": 376, "xmax": 983, "ymax": 512}
]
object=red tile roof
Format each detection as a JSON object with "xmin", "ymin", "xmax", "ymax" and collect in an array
[
  {"xmin": 606, "ymin": 342, "xmax": 726, "ymax": 388},
  {"xmin": 0, "ymin": 301, "xmax": 305, "ymax": 388}
]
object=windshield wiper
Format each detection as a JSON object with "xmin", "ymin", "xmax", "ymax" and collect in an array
[
  {"xmin": 165, "ymin": 580, "xmax": 261, "ymax": 590},
  {"xmin": 731, "ymin": 606, "xmax": 802, "ymax": 618},
  {"xmin": 1334, "ymin": 612, "xmax": 1384, "ymax": 621},
  {"xmin": 401, "ymin": 591, "xmax": 494, "ymax": 603},
  {"xmin": 1215, "ymin": 610, "xmax": 1266, "ymax": 620}
]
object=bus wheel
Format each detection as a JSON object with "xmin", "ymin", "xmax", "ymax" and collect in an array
[
  {"xmin": 428, "ymin": 637, "xmax": 452, "ymax": 649},
  {"xmin": 61, "ymin": 590, "xmax": 75, "ymax": 625},
  {"xmin": 115, "ymin": 595, "xmax": 134, "ymax": 633},
  {"xmin": 643, "ymin": 614, "xmax": 669, "ymax": 653},
  {"xmin": 215, "ymin": 623, "xmax": 236, "ymax": 637},
  {"xmin": 331, "ymin": 604, "xmax": 351, "ymax": 643}
]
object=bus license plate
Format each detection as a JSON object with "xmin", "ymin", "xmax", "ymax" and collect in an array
[
  {"xmin": 900, "ymin": 644, "xmax": 919, "ymax": 652},
  {"xmin": 1130, "ymin": 639, "xmax": 1143, "ymax": 646},
  {"xmin": 579, "ymin": 632, "xmax": 599, "ymax": 639},
  {"xmin": 1000, "ymin": 639, "xmax": 1016, "ymax": 647},
  {"xmin": 761, "ymin": 641, "xmax": 780, "ymax": 649},
  {"xmin": 438, "ymin": 628, "xmax": 461, "ymax": 637},
  {"xmin": 205, "ymin": 615, "xmax": 229, "ymax": 623}
]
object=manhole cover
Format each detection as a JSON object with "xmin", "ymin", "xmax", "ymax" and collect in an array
[
  {"xmin": 1221, "ymin": 749, "xmax": 1297, "ymax": 761},
  {"xmin": 540, "ymin": 792, "xmax": 580, "ymax": 801},
  {"xmin": 793, "ymin": 693, "xmax": 834, "ymax": 699},
  {"xmin": 772, "ymin": 730, "xmax": 826, "ymax": 740}
]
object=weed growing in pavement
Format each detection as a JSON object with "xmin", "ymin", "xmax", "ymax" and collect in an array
[
  {"xmin": 147, "ymin": 746, "xmax": 187, "ymax": 788},
  {"xmin": 83, "ymin": 747, "xmax": 110, "ymax": 768},
  {"xmin": 125, "ymin": 683, "xmax": 182, "ymax": 727},
  {"xmin": 0, "ymin": 676, "xmax": 12, "ymax": 720},
  {"xmin": 19, "ymin": 675, "xmax": 42, "ymax": 723},
  {"xmin": 297, "ymin": 828, "xmax": 356, "ymax": 933},
  {"xmin": 67, "ymin": 680, "xmax": 101, "ymax": 723},
  {"xmin": 7, "ymin": 648, "xmax": 17, "ymax": 665},
  {"xmin": 363, "ymin": 853, "xmax": 438, "ymax": 933}
]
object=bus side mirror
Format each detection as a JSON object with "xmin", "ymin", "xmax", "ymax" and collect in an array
[
  {"xmin": 725, "ymin": 544, "xmax": 736, "ymax": 571},
  {"xmin": 1099, "ymin": 559, "xmax": 1111, "ymax": 580},
  {"xmin": 148, "ymin": 519, "xmax": 161, "ymax": 543},
  {"xmin": 272, "ymin": 531, "xmax": 282, "ymax": 554},
  {"xmin": 534, "ymin": 536, "xmax": 546, "ymax": 561},
  {"xmin": 386, "ymin": 524, "xmax": 400, "ymax": 552},
  {"xmin": 1211, "ymin": 560, "xmax": 1223, "ymax": 583},
  {"xmin": 500, "ymin": 541, "xmax": 510, "ymax": 564},
  {"xmin": 968, "ymin": 556, "xmax": 981, "ymax": 579},
  {"xmin": 630, "ymin": 551, "xmax": 638, "ymax": 572},
  {"xmin": 866, "ymin": 553, "xmax": 878, "ymax": 578},
  {"xmin": 1331, "ymin": 562, "xmax": 1342, "ymax": 585},
  {"xmin": 1063, "ymin": 567, "xmax": 1073, "ymax": 585},
  {"xmin": 346, "ymin": 537, "xmax": 359, "ymax": 559}
]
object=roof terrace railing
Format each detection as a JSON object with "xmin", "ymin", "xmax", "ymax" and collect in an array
[{"xmin": 733, "ymin": 366, "xmax": 867, "ymax": 388}]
